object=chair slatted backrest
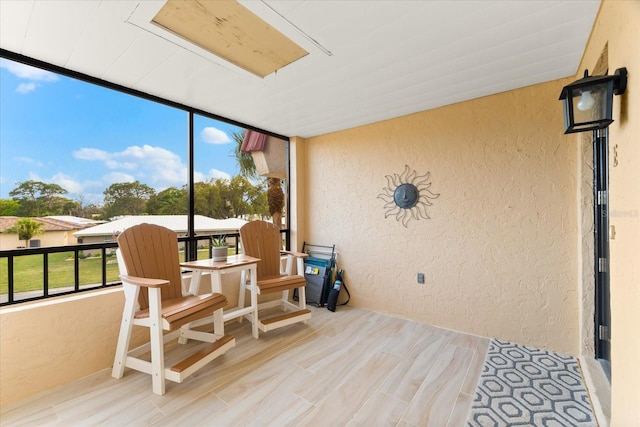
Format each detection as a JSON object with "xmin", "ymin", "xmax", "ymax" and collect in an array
[
  {"xmin": 117, "ymin": 223, "xmax": 183, "ymax": 311},
  {"xmin": 240, "ymin": 221, "xmax": 282, "ymax": 279}
]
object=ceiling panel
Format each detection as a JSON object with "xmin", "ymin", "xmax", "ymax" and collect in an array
[
  {"xmin": 0, "ymin": 0, "xmax": 601, "ymax": 138},
  {"xmin": 135, "ymin": 50, "xmax": 212, "ymax": 102},
  {"xmin": 0, "ymin": 1, "xmax": 34, "ymax": 53},
  {"xmin": 21, "ymin": 1, "xmax": 100, "ymax": 66},
  {"xmin": 65, "ymin": 1, "xmax": 140, "ymax": 78},
  {"xmin": 102, "ymin": 31, "xmax": 178, "ymax": 87}
]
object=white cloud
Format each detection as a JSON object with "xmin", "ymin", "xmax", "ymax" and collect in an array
[
  {"xmin": 14, "ymin": 156, "xmax": 43, "ymax": 166},
  {"xmin": 73, "ymin": 144, "xmax": 238, "ymax": 198},
  {"xmin": 108, "ymin": 160, "xmax": 137, "ymax": 170},
  {"xmin": 50, "ymin": 173, "xmax": 83, "ymax": 193},
  {"xmin": 74, "ymin": 178, "xmax": 104, "ymax": 194},
  {"xmin": 116, "ymin": 145, "xmax": 184, "ymax": 185},
  {"xmin": 73, "ymin": 148, "xmax": 110, "ymax": 161},
  {"xmin": 76, "ymin": 148, "xmax": 139, "ymax": 170},
  {"xmin": 103, "ymin": 172, "xmax": 135, "ymax": 185},
  {"xmin": 209, "ymin": 169, "xmax": 231, "ymax": 180},
  {"xmin": 0, "ymin": 59, "xmax": 58, "ymax": 81},
  {"xmin": 75, "ymin": 144, "xmax": 189, "ymax": 189},
  {"xmin": 22, "ymin": 172, "xmax": 102, "ymax": 201},
  {"xmin": 28, "ymin": 172, "xmax": 42, "ymax": 181},
  {"xmin": 16, "ymin": 82, "xmax": 36, "ymax": 94},
  {"xmin": 201, "ymin": 127, "xmax": 231, "ymax": 144},
  {"xmin": 1, "ymin": 59, "xmax": 58, "ymax": 94},
  {"xmin": 193, "ymin": 171, "xmax": 205, "ymax": 182}
]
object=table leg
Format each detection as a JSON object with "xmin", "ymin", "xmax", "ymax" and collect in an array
[
  {"xmin": 209, "ymin": 271, "xmax": 226, "ymax": 336},
  {"xmin": 297, "ymin": 257, "xmax": 306, "ymax": 310},
  {"xmin": 181, "ymin": 269, "xmax": 203, "ymax": 344},
  {"xmin": 210, "ymin": 270, "xmax": 222, "ymax": 294},
  {"xmin": 188, "ymin": 270, "xmax": 203, "ymax": 296},
  {"xmin": 237, "ymin": 270, "xmax": 246, "ymax": 323},
  {"xmin": 213, "ymin": 304, "xmax": 224, "ymax": 337},
  {"xmin": 250, "ymin": 265, "xmax": 259, "ymax": 339}
]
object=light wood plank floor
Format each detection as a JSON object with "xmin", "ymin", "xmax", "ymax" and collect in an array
[{"xmin": 0, "ymin": 305, "xmax": 489, "ymax": 426}]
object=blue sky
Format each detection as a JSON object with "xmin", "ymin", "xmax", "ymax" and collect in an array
[{"xmin": 0, "ymin": 58, "xmax": 244, "ymax": 205}]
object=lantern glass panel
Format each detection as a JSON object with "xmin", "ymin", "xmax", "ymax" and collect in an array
[{"xmin": 571, "ymin": 81, "xmax": 610, "ymax": 125}]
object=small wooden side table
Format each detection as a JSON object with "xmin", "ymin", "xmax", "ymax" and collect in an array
[{"xmin": 181, "ymin": 254, "xmax": 260, "ymax": 338}]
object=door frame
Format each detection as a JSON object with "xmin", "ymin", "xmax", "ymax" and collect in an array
[{"xmin": 593, "ymin": 128, "xmax": 611, "ymax": 379}]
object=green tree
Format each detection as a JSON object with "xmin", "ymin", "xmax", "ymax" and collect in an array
[
  {"xmin": 147, "ymin": 187, "xmax": 188, "ymax": 215},
  {"xmin": 232, "ymin": 131, "xmax": 286, "ymax": 227},
  {"xmin": 9, "ymin": 180, "xmax": 68, "ymax": 216},
  {"xmin": 192, "ymin": 176, "xmax": 268, "ymax": 219},
  {"xmin": 209, "ymin": 178, "xmax": 233, "ymax": 218},
  {"xmin": 227, "ymin": 175, "xmax": 271, "ymax": 218},
  {"xmin": 0, "ymin": 199, "xmax": 20, "ymax": 216},
  {"xmin": 4, "ymin": 218, "xmax": 44, "ymax": 248},
  {"xmin": 64, "ymin": 196, "xmax": 104, "ymax": 219},
  {"xmin": 193, "ymin": 181, "xmax": 214, "ymax": 218},
  {"xmin": 248, "ymin": 186, "xmax": 269, "ymax": 219},
  {"xmin": 227, "ymin": 175, "xmax": 254, "ymax": 217},
  {"xmin": 193, "ymin": 179, "xmax": 230, "ymax": 218},
  {"xmin": 49, "ymin": 196, "xmax": 79, "ymax": 216},
  {"xmin": 103, "ymin": 181, "xmax": 155, "ymax": 219},
  {"xmin": 233, "ymin": 131, "xmax": 259, "ymax": 181}
]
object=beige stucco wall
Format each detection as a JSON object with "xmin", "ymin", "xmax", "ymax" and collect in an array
[
  {"xmin": 577, "ymin": 131, "xmax": 596, "ymax": 359},
  {"xmin": 0, "ymin": 230, "xmax": 77, "ymax": 250},
  {"xmin": 0, "ymin": 289, "xmax": 130, "ymax": 407},
  {"xmin": 0, "ymin": 233, "xmax": 21, "ymax": 249},
  {"xmin": 301, "ymin": 78, "xmax": 578, "ymax": 355},
  {"xmin": 289, "ymin": 136, "xmax": 307, "ymax": 251},
  {"xmin": 579, "ymin": 1, "xmax": 640, "ymax": 424},
  {"xmin": 0, "ymin": 273, "xmax": 242, "ymax": 408}
]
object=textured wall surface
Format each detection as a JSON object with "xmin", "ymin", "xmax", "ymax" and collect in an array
[
  {"xmin": 579, "ymin": 1, "xmax": 640, "ymax": 424},
  {"xmin": 0, "ymin": 230, "xmax": 76, "ymax": 250},
  {"xmin": 578, "ymin": 132, "xmax": 595, "ymax": 357},
  {"xmin": 0, "ymin": 289, "xmax": 129, "ymax": 407},
  {"xmin": 302, "ymin": 79, "xmax": 579, "ymax": 355},
  {"xmin": 0, "ymin": 273, "xmax": 243, "ymax": 408}
]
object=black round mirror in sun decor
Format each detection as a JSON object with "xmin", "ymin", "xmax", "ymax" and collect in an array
[
  {"xmin": 377, "ymin": 165, "xmax": 440, "ymax": 227},
  {"xmin": 393, "ymin": 183, "xmax": 419, "ymax": 209}
]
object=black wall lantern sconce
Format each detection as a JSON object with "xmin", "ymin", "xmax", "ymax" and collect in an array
[{"xmin": 559, "ymin": 67, "xmax": 627, "ymax": 134}]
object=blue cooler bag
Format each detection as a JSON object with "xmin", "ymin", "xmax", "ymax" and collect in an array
[{"xmin": 302, "ymin": 256, "xmax": 333, "ymax": 307}]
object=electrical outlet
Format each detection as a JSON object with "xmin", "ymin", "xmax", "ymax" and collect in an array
[{"xmin": 417, "ymin": 273, "xmax": 425, "ymax": 284}]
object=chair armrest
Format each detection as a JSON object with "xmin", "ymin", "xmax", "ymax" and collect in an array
[
  {"xmin": 120, "ymin": 274, "xmax": 169, "ymax": 288},
  {"xmin": 280, "ymin": 251, "xmax": 309, "ymax": 276},
  {"xmin": 280, "ymin": 250, "xmax": 309, "ymax": 259}
]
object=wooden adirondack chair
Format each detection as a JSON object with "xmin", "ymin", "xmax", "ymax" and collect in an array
[
  {"xmin": 238, "ymin": 220, "xmax": 311, "ymax": 335},
  {"xmin": 112, "ymin": 223, "xmax": 235, "ymax": 395}
]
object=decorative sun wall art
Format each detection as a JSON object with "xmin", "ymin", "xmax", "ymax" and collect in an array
[{"xmin": 377, "ymin": 165, "xmax": 440, "ymax": 227}]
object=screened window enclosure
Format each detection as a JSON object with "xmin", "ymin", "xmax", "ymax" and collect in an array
[{"xmin": 0, "ymin": 51, "xmax": 290, "ymax": 305}]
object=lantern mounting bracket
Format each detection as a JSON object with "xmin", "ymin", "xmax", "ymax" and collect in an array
[{"xmin": 559, "ymin": 67, "xmax": 628, "ymax": 134}]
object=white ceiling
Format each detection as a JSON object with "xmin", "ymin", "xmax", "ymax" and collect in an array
[{"xmin": 0, "ymin": 0, "xmax": 600, "ymax": 138}]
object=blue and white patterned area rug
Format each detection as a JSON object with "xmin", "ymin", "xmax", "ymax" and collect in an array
[{"xmin": 466, "ymin": 339, "xmax": 597, "ymax": 427}]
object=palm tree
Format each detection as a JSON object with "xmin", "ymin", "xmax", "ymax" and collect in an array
[
  {"xmin": 5, "ymin": 218, "xmax": 44, "ymax": 248},
  {"xmin": 232, "ymin": 131, "xmax": 285, "ymax": 228}
]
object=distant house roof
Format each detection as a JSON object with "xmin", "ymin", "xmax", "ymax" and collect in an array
[
  {"xmin": 73, "ymin": 215, "xmax": 248, "ymax": 238},
  {"xmin": 0, "ymin": 216, "xmax": 102, "ymax": 233},
  {"xmin": 45, "ymin": 216, "xmax": 106, "ymax": 228}
]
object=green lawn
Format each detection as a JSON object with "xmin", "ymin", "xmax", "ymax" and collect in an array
[
  {"xmin": 0, "ymin": 252, "xmax": 121, "ymax": 294},
  {"xmin": 0, "ymin": 249, "xmax": 221, "ymax": 295}
]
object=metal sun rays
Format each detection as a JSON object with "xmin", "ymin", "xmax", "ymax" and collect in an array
[{"xmin": 377, "ymin": 165, "xmax": 440, "ymax": 227}]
